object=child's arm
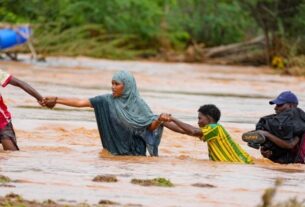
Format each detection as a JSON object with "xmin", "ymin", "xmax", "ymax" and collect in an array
[
  {"xmin": 9, "ymin": 76, "xmax": 42, "ymax": 105},
  {"xmin": 9, "ymin": 76, "xmax": 43, "ymax": 102},
  {"xmin": 146, "ymin": 113, "xmax": 186, "ymax": 133},
  {"xmin": 147, "ymin": 113, "xmax": 188, "ymax": 133},
  {"xmin": 170, "ymin": 116, "xmax": 202, "ymax": 137},
  {"xmin": 163, "ymin": 122, "xmax": 187, "ymax": 134},
  {"xmin": 45, "ymin": 96, "xmax": 92, "ymax": 108}
]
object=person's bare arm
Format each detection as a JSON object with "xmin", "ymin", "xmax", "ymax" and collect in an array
[
  {"xmin": 57, "ymin": 97, "xmax": 92, "ymax": 108},
  {"xmin": 47, "ymin": 97, "xmax": 92, "ymax": 108},
  {"xmin": 170, "ymin": 116, "xmax": 202, "ymax": 137},
  {"xmin": 147, "ymin": 119, "xmax": 161, "ymax": 132},
  {"xmin": 9, "ymin": 76, "xmax": 43, "ymax": 102},
  {"xmin": 163, "ymin": 122, "xmax": 187, "ymax": 134},
  {"xmin": 148, "ymin": 113, "xmax": 187, "ymax": 134},
  {"xmin": 260, "ymin": 130, "xmax": 299, "ymax": 149},
  {"xmin": 147, "ymin": 113, "xmax": 170, "ymax": 132}
]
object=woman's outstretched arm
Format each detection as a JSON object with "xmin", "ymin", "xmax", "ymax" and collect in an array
[
  {"xmin": 147, "ymin": 113, "xmax": 169, "ymax": 131},
  {"xmin": 45, "ymin": 96, "xmax": 92, "ymax": 108}
]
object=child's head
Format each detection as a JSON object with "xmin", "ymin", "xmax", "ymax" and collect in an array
[{"xmin": 197, "ymin": 104, "xmax": 221, "ymax": 127}]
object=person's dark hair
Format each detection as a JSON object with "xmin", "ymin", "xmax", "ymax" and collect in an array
[{"xmin": 198, "ymin": 104, "xmax": 221, "ymax": 122}]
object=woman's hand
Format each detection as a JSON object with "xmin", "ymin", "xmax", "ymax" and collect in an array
[{"xmin": 158, "ymin": 113, "xmax": 172, "ymax": 122}]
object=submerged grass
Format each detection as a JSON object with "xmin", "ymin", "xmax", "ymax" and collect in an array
[
  {"xmin": 0, "ymin": 175, "xmax": 11, "ymax": 184},
  {"xmin": 192, "ymin": 183, "xmax": 216, "ymax": 188},
  {"xmin": 98, "ymin": 200, "xmax": 120, "ymax": 205},
  {"xmin": 92, "ymin": 175, "xmax": 118, "ymax": 183},
  {"xmin": 131, "ymin": 177, "xmax": 174, "ymax": 187},
  {"xmin": 0, "ymin": 194, "xmax": 104, "ymax": 207},
  {"xmin": 0, "ymin": 193, "xmax": 72, "ymax": 207},
  {"xmin": 257, "ymin": 178, "xmax": 305, "ymax": 207},
  {"xmin": 0, "ymin": 193, "xmax": 138, "ymax": 207}
]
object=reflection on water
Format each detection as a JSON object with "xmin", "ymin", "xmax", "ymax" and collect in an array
[{"xmin": 0, "ymin": 56, "xmax": 304, "ymax": 207}]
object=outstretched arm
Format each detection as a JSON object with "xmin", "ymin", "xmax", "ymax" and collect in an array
[
  {"xmin": 45, "ymin": 96, "xmax": 92, "ymax": 108},
  {"xmin": 163, "ymin": 122, "xmax": 187, "ymax": 134},
  {"xmin": 259, "ymin": 130, "xmax": 299, "ymax": 149},
  {"xmin": 9, "ymin": 76, "xmax": 43, "ymax": 102},
  {"xmin": 146, "ymin": 113, "xmax": 184, "ymax": 132},
  {"xmin": 147, "ymin": 113, "xmax": 170, "ymax": 132},
  {"xmin": 147, "ymin": 113, "xmax": 189, "ymax": 133},
  {"xmin": 170, "ymin": 116, "xmax": 202, "ymax": 137}
]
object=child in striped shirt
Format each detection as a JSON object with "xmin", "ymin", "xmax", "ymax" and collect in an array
[{"xmin": 165, "ymin": 104, "xmax": 253, "ymax": 163}]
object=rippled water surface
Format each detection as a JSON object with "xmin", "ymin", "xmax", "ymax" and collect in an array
[{"xmin": 0, "ymin": 56, "xmax": 304, "ymax": 207}]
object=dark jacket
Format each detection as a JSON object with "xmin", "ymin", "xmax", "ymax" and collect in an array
[{"xmin": 256, "ymin": 107, "xmax": 305, "ymax": 163}]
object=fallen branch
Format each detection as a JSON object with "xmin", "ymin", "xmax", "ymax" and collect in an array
[{"xmin": 203, "ymin": 36, "xmax": 265, "ymax": 58}]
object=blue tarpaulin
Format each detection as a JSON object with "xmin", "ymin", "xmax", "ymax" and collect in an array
[{"xmin": 0, "ymin": 26, "xmax": 31, "ymax": 50}]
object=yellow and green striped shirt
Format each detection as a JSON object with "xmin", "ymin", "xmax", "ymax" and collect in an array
[{"xmin": 201, "ymin": 124, "xmax": 253, "ymax": 164}]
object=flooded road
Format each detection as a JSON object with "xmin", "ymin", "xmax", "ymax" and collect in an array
[{"xmin": 0, "ymin": 56, "xmax": 304, "ymax": 206}]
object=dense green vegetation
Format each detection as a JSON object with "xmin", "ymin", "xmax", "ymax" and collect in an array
[{"xmin": 1, "ymin": 0, "xmax": 305, "ymax": 73}]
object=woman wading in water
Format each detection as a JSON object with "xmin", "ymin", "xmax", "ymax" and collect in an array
[{"xmin": 44, "ymin": 70, "xmax": 181, "ymax": 156}]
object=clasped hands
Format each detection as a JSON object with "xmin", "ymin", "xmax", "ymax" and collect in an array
[
  {"xmin": 158, "ymin": 113, "xmax": 172, "ymax": 122},
  {"xmin": 38, "ymin": 96, "xmax": 58, "ymax": 109}
]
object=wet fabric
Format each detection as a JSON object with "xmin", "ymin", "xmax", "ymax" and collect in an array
[
  {"xmin": 89, "ymin": 71, "xmax": 163, "ymax": 156},
  {"xmin": 0, "ymin": 121, "xmax": 19, "ymax": 150},
  {"xmin": 0, "ymin": 69, "xmax": 12, "ymax": 129},
  {"xmin": 256, "ymin": 108, "xmax": 305, "ymax": 140},
  {"xmin": 293, "ymin": 133, "xmax": 305, "ymax": 163},
  {"xmin": 256, "ymin": 108, "xmax": 305, "ymax": 163},
  {"xmin": 111, "ymin": 71, "xmax": 156, "ymax": 130},
  {"xmin": 90, "ymin": 95, "xmax": 163, "ymax": 156},
  {"xmin": 0, "ymin": 69, "xmax": 12, "ymax": 87},
  {"xmin": 201, "ymin": 124, "xmax": 253, "ymax": 164}
]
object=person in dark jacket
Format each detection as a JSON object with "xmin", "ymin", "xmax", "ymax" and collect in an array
[{"xmin": 243, "ymin": 91, "xmax": 305, "ymax": 164}]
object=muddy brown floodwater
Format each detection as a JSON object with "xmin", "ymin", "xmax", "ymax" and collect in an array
[{"xmin": 0, "ymin": 55, "xmax": 304, "ymax": 207}]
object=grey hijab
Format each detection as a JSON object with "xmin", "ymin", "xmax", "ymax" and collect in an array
[{"xmin": 112, "ymin": 71, "xmax": 156, "ymax": 130}]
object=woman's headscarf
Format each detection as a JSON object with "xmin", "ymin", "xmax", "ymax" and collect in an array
[{"xmin": 112, "ymin": 71, "xmax": 156, "ymax": 130}]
